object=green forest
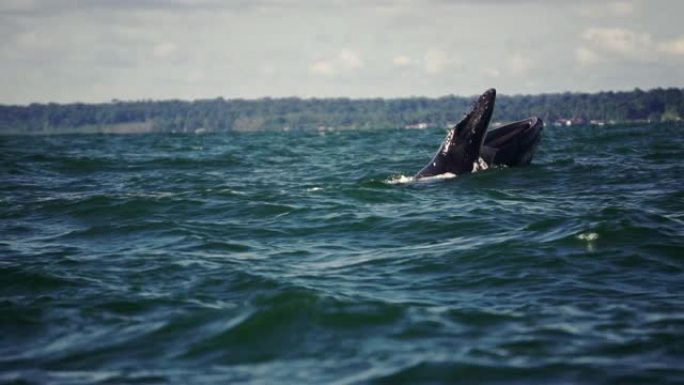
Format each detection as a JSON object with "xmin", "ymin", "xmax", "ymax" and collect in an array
[{"xmin": 1, "ymin": 87, "xmax": 682, "ymax": 135}]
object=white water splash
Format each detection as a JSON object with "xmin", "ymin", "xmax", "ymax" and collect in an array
[
  {"xmin": 386, "ymin": 175, "xmax": 415, "ymax": 184},
  {"xmin": 420, "ymin": 172, "xmax": 457, "ymax": 182},
  {"xmin": 577, "ymin": 232, "xmax": 599, "ymax": 241},
  {"xmin": 577, "ymin": 232, "xmax": 599, "ymax": 252},
  {"xmin": 386, "ymin": 173, "xmax": 457, "ymax": 185},
  {"xmin": 307, "ymin": 187, "xmax": 324, "ymax": 192}
]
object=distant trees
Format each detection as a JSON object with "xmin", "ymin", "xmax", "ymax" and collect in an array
[{"xmin": 0, "ymin": 87, "xmax": 682, "ymax": 134}]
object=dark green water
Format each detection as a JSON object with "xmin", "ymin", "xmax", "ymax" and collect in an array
[{"xmin": 1, "ymin": 124, "xmax": 683, "ymax": 384}]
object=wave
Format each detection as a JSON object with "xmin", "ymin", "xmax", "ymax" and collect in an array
[{"xmin": 1, "ymin": 124, "xmax": 683, "ymax": 384}]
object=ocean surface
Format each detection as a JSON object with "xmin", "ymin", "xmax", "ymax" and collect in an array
[{"xmin": 1, "ymin": 123, "xmax": 683, "ymax": 384}]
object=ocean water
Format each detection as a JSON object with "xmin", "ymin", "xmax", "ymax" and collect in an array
[{"xmin": 1, "ymin": 124, "xmax": 683, "ymax": 384}]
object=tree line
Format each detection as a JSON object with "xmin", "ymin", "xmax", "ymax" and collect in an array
[{"xmin": 1, "ymin": 87, "xmax": 682, "ymax": 134}]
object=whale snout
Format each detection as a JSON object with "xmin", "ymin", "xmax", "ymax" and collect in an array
[{"xmin": 480, "ymin": 89, "xmax": 496, "ymax": 106}]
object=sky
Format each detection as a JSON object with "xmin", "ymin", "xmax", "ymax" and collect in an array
[{"xmin": 1, "ymin": 0, "xmax": 683, "ymax": 104}]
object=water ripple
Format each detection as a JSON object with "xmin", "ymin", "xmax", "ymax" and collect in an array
[{"xmin": 1, "ymin": 124, "xmax": 683, "ymax": 384}]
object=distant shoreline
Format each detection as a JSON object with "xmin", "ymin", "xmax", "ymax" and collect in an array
[
  {"xmin": 2, "ymin": 121, "xmax": 681, "ymax": 138},
  {"xmin": 1, "ymin": 87, "xmax": 682, "ymax": 135}
]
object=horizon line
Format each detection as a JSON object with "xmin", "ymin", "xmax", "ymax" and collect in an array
[{"xmin": 3, "ymin": 85, "xmax": 683, "ymax": 107}]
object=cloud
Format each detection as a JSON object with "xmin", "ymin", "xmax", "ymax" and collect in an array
[
  {"xmin": 576, "ymin": 27, "xmax": 653, "ymax": 66},
  {"xmin": 582, "ymin": 27, "xmax": 651, "ymax": 56},
  {"xmin": 186, "ymin": 68, "xmax": 204, "ymax": 82},
  {"xmin": 0, "ymin": 0, "xmax": 38, "ymax": 13},
  {"xmin": 576, "ymin": 27, "xmax": 684, "ymax": 67},
  {"xmin": 309, "ymin": 49, "xmax": 364, "ymax": 76},
  {"xmin": 658, "ymin": 36, "xmax": 684, "ymax": 55},
  {"xmin": 309, "ymin": 60, "xmax": 335, "ymax": 75},
  {"xmin": 392, "ymin": 55, "xmax": 413, "ymax": 67},
  {"xmin": 423, "ymin": 48, "xmax": 452, "ymax": 74},
  {"xmin": 483, "ymin": 68, "xmax": 500, "ymax": 78},
  {"xmin": 576, "ymin": 0, "xmax": 639, "ymax": 18},
  {"xmin": 0, "ymin": 0, "xmax": 270, "ymax": 14},
  {"xmin": 575, "ymin": 46, "xmax": 600, "ymax": 66},
  {"xmin": 609, "ymin": 1, "xmax": 636, "ymax": 16},
  {"xmin": 2, "ymin": 0, "xmax": 683, "ymax": 103},
  {"xmin": 508, "ymin": 53, "xmax": 535, "ymax": 76},
  {"xmin": 338, "ymin": 49, "xmax": 363, "ymax": 70},
  {"xmin": 259, "ymin": 63, "xmax": 277, "ymax": 75},
  {"xmin": 151, "ymin": 42, "xmax": 178, "ymax": 59},
  {"xmin": 14, "ymin": 30, "xmax": 54, "ymax": 51}
]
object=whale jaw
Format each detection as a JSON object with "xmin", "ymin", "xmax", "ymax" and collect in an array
[{"xmin": 481, "ymin": 116, "xmax": 544, "ymax": 167}]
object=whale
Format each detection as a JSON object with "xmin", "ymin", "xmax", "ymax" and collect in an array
[{"xmin": 415, "ymin": 88, "xmax": 543, "ymax": 178}]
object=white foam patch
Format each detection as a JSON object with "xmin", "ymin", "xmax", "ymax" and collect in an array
[
  {"xmin": 217, "ymin": 188, "xmax": 246, "ymax": 195},
  {"xmin": 577, "ymin": 232, "xmax": 599, "ymax": 252},
  {"xmin": 307, "ymin": 187, "xmax": 324, "ymax": 192},
  {"xmin": 386, "ymin": 175, "xmax": 415, "ymax": 184},
  {"xmin": 420, "ymin": 172, "xmax": 457, "ymax": 182},
  {"xmin": 576, "ymin": 232, "xmax": 599, "ymax": 241},
  {"xmin": 387, "ymin": 173, "xmax": 457, "ymax": 185}
]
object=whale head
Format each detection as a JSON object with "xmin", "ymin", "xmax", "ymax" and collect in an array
[{"xmin": 416, "ymin": 88, "xmax": 496, "ymax": 178}]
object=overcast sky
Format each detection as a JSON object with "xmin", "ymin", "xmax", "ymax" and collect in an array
[{"xmin": 1, "ymin": 0, "xmax": 683, "ymax": 104}]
